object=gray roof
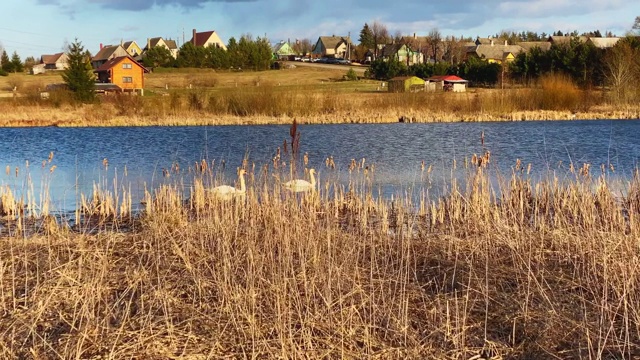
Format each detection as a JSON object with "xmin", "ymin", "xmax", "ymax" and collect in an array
[
  {"xmin": 470, "ymin": 44, "xmax": 524, "ymax": 60},
  {"xmin": 519, "ymin": 41, "xmax": 551, "ymax": 52},
  {"xmin": 548, "ymin": 35, "xmax": 588, "ymax": 44},
  {"xmin": 587, "ymin": 37, "xmax": 620, "ymax": 48}
]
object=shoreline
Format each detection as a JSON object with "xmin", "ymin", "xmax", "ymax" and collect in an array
[{"xmin": 0, "ymin": 104, "xmax": 638, "ymax": 127}]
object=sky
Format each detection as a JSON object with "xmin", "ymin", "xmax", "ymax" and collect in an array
[{"xmin": 1, "ymin": 0, "xmax": 639, "ymax": 58}]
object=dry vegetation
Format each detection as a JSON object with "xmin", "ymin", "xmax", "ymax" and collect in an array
[
  {"xmin": 0, "ymin": 151, "xmax": 639, "ymax": 359},
  {"xmin": 0, "ymin": 67, "xmax": 638, "ymax": 127}
]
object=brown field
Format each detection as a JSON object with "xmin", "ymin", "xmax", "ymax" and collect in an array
[
  {"xmin": 0, "ymin": 158, "xmax": 639, "ymax": 358},
  {"xmin": 0, "ymin": 66, "xmax": 638, "ymax": 127}
]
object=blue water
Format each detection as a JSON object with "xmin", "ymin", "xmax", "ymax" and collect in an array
[{"xmin": 0, "ymin": 119, "xmax": 638, "ymax": 211}]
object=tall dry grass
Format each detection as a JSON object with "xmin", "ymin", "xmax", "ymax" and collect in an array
[
  {"xmin": 0, "ymin": 157, "xmax": 639, "ymax": 358},
  {"xmin": 4, "ymin": 70, "xmax": 636, "ymax": 127}
]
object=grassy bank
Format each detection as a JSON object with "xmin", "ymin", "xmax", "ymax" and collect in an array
[
  {"xmin": 0, "ymin": 68, "xmax": 638, "ymax": 127},
  {"xmin": 0, "ymin": 159, "xmax": 639, "ymax": 358}
]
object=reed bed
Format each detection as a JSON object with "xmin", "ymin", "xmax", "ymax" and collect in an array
[{"xmin": 0, "ymin": 158, "xmax": 639, "ymax": 359}]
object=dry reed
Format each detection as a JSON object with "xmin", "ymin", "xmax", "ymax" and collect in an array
[{"xmin": 0, "ymin": 159, "xmax": 639, "ymax": 358}]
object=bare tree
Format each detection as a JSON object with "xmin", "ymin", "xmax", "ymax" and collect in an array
[
  {"xmin": 603, "ymin": 41, "xmax": 640, "ymax": 103},
  {"xmin": 442, "ymin": 35, "xmax": 468, "ymax": 65},
  {"xmin": 426, "ymin": 28, "xmax": 442, "ymax": 62},
  {"xmin": 293, "ymin": 38, "xmax": 312, "ymax": 56},
  {"xmin": 633, "ymin": 16, "xmax": 640, "ymax": 33},
  {"xmin": 371, "ymin": 21, "xmax": 390, "ymax": 59}
]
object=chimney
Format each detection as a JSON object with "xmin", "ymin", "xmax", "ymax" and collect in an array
[
  {"xmin": 147, "ymin": 38, "xmax": 151, "ymax": 50},
  {"xmin": 192, "ymin": 29, "xmax": 197, "ymax": 45},
  {"xmin": 100, "ymin": 43, "xmax": 103, "ymax": 50}
]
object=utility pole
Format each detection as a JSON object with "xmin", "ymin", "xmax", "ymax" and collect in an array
[{"xmin": 347, "ymin": 31, "xmax": 351, "ymax": 60}]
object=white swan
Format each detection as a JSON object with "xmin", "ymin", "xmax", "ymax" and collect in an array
[
  {"xmin": 284, "ymin": 169, "xmax": 316, "ymax": 193},
  {"xmin": 211, "ymin": 169, "xmax": 246, "ymax": 200}
]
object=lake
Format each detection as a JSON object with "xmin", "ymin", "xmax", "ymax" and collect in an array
[{"xmin": 0, "ymin": 119, "xmax": 639, "ymax": 212}]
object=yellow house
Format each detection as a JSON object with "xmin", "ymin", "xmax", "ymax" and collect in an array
[
  {"xmin": 121, "ymin": 40, "xmax": 143, "ymax": 57},
  {"xmin": 94, "ymin": 55, "xmax": 149, "ymax": 95}
]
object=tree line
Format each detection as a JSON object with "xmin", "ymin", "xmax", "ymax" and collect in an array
[
  {"xmin": 142, "ymin": 35, "xmax": 273, "ymax": 71},
  {"xmin": 359, "ymin": 18, "xmax": 640, "ymax": 90}
]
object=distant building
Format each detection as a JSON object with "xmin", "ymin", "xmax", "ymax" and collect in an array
[
  {"xmin": 273, "ymin": 41, "xmax": 296, "ymax": 59},
  {"xmin": 388, "ymin": 76, "xmax": 425, "ymax": 93},
  {"xmin": 189, "ymin": 29, "xmax": 226, "ymax": 50},
  {"xmin": 121, "ymin": 40, "xmax": 143, "ymax": 58},
  {"xmin": 312, "ymin": 36, "xmax": 352, "ymax": 59},
  {"xmin": 143, "ymin": 37, "xmax": 179, "ymax": 58},
  {"xmin": 425, "ymin": 75, "xmax": 468, "ymax": 92},
  {"xmin": 92, "ymin": 44, "xmax": 129, "ymax": 69},
  {"xmin": 31, "ymin": 52, "xmax": 69, "ymax": 74}
]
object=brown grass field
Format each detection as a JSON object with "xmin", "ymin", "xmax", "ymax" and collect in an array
[
  {"xmin": 0, "ymin": 150, "xmax": 639, "ymax": 358},
  {"xmin": 0, "ymin": 66, "xmax": 638, "ymax": 127}
]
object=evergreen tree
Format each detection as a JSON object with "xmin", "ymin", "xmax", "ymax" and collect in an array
[
  {"xmin": 62, "ymin": 39, "xmax": 95, "ymax": 103},
  {"xmin": 142, "ymin": 46, "xmax": 174, "ymax": 68},
  {"xmin": 10, "ymin": 51, "xmax": 23, "ymax": 73},
  {"xmin": 1, "ymin": 50, "xmax": 13, "ymax": 73},
  {"xmin": 359, "ymin": 23, "xmax": 374, "ymax": 49}
]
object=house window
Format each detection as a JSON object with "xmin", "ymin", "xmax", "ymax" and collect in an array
[
  {"xmin": 122, "ymin": 77, "xmax": 133, "ymax": 83},
  {"xmin": 122, "ymin": 63, "xmax": 132, "ymax": 69}
]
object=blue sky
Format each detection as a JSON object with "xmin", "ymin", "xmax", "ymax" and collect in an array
[{"xmin": 1, "ymin": 0, "xmax": 639, "ymax": 58}]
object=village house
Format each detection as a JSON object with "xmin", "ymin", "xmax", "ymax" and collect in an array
[
  {"xmin": 312, "ymin": 36, "xmax": 352, "ymax": 59},
  {"xmin": 273, "ymin": 40, "xmax": 296, "ymax": 60},
  {"xmin": 380, "ymin": 43, "xmax": 423, "ymax": 66},
  {"xmin": 31, "ymin": 52, "xmax": 69, "ymax": 74},
  {"xmin": 466, "ymin": 40, "xmax": 524, "ymax": 64},
  {"xmin": 92, "ymin": 44, "xmax": 129, "ymax": 69},
  {"xmin": 189, "ymin": 29, "xmax": 226, "ymax": 50},
  {"xmin": 143, "ymin": 37, "xmax": 179, "ymax": 58},
  {"xmin": 120, "ymin": 40, "xmax": 143, "ymax": 58},
  {"xmin": 94, "ymin": 55, "xmax": 150, "ymax": 95}
]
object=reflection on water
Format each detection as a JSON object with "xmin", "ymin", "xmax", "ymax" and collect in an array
[{"xmin": 0, "ymin": 119, "xmax": 638, "ymax": 212}]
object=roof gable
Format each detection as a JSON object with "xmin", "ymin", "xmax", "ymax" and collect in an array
[
  {"xmin": 192, "ymin": 31, "xmax": 215, "ymax": 47},
  {"xmin": 94, "ymin": 55, "xmax": 150, "ymax": 73},
  {"xmin": 318, "ymin": 36, "xmax": 351, "ymax": 51},
  {"xmin": 93, "ymin": 45, "xmax": 127, "ymax": 61}
]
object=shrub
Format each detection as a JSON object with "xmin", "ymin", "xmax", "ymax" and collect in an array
[
  {"xmin": 539, "ymin": 73, "xmax": 581, "ymax": 111},
  {"xmin": 344, "ymin": 68, "xmax": 358, "ymax": 81}
]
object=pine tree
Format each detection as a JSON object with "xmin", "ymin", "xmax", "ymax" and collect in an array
[
  {"xmin": 1, "ymin": 50, "xmax": 13, "ymax": 73},
  {"xmin": 62, "ymin": 39, "xmax": 95, "ymax": 103},
  {"xmin": 359, "ymin": 23, "xmax": 374, "ymax": 49},
  {"xmin": 10, "ymin": 51, "xmax": 23, "ymax": 73}
]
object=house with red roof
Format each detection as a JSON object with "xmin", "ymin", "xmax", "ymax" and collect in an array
[
  {"xmin": 189, "ymin": 29, "xmax": 226, "ymax": 50},
  {"xmin": 425, "ymin": 75, "xmax": 468, "ymax": 92},
  {"xmin": 94, "ymin": 55, "xmax": 150, "ymax": 95}
]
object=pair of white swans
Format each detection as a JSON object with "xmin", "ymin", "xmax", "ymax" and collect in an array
[{"xmin": 211, "ymin": 168, "xmax": 316, "ymax": 199}]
